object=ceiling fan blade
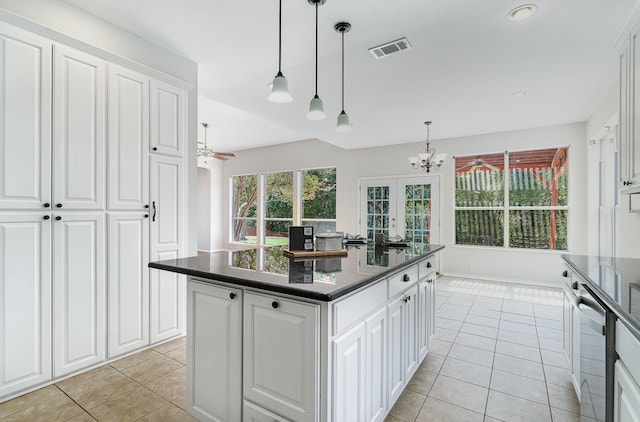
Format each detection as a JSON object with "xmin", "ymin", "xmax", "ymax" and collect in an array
[
  {"xmin": 213, "ymin": 153, "xmax": 229, "ymax": 161},
  {"xmin": 213, "ymin": 152, "xmax": 236, "ymax": 157}
]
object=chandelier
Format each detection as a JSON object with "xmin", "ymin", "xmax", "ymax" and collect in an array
[{"xmin": 408, "ymin": 121, "xmax": 446, "ymax": 173}]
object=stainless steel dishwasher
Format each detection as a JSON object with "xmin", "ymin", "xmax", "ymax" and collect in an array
[{"xmin": 578, "ymin": 285, "xmax": 616, "ymax": 422}]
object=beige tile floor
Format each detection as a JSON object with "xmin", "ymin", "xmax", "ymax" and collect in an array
[
  {"xmin": 0, "ymin": 336, "xmax": 193, "ymax": 421},
  {"xmin": 0, "ymin": 277, "xmax": 578, "ymax": 422},
  {"xmin": 385, "ymin": 276, "xmax": 580, "ymax": 422}
]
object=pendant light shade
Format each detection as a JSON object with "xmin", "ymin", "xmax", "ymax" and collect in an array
[
  {"xmin": 268, "ymin": 0, "xmax": 292, "ymax": 103},
  {"xmin": 307, "ymin": 0, "xmax": 327, "ymax": 120},
  {"xmin": 335, "ymin": 22, "xmax": 352, "ymax": 132}
]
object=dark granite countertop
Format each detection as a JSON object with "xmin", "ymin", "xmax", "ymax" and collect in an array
[
  {"xmin": 562, "ymin": 254, "xmax": 640, "ymax": 339},
  {"xmin": 149, "ymin": 243, "xmax": 444, "ymax": 301}
]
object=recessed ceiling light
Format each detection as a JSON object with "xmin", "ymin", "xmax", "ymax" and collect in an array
[
  {"xmin": 512, "ymin": 90, "xmax": 527, "ymax": 98},
  {"xmin": 508, "ymin": 4, "xmax": 537, "ymax": 21}
]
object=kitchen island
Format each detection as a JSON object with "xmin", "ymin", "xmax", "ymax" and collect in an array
[{"xmin": 149, "ymin": 243, "xmax": 444, "ymax": 422}]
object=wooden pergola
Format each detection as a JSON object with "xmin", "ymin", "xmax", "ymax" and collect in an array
[{"xmin": 455, "ymin": 147, "xmax": 568, "ymax": 249}]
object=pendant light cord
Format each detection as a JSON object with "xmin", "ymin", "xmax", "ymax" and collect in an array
[
  {"xmin": 277, "ymin": 0, "xmax": 283, "ymax": 74},
  {"xmin": 341, "ymin": 30, "xmax": 345, "ymax": 111},
  {"xmin": 314, "ymin": 2, "xmax": 319, "ymax": 95}
]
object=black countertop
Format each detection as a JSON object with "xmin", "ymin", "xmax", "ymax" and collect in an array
[
  {"xmin": 149, "ymin": 243, "xmax": 444, "ymax": 302},
  {"xmin": 562, "ymin": 254, "xmax": 640, "ymax": 339}
]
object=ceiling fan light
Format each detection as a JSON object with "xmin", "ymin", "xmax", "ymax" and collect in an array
[
  {"xmin": 268, "ymin": 72, "xmax": 292, "ymax": 103},
  {"xmin": 307, "ymin": 94, "xmax": 326, "ymax": 120},
  {"xmin": 336, "ymin": 110, "xmax": 351, "ymax": 132}
]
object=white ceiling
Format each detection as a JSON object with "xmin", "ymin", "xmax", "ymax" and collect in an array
[{"xmin": 62, "ymin": 0, "xmax": 637, "ymax": 152}]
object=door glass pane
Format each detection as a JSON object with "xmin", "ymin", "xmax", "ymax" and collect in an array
[
  {"xmin": 366, "ymin": 185, "xmax": 390, "ymax": 240},
  {"xmin": 403, "ymin": 183, "xmax": 431, "ymax": 247}
]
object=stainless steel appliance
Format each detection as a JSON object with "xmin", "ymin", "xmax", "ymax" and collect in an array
[{"xmin": 578, "ymin": 285, "xmax": 616, "ymax": 421}]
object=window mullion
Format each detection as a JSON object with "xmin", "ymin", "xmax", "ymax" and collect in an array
[
  {"xmin": 293, "ymin": 170, "xmax": 302, "ymax": 225},
  {"xmin": 258, "ymin": 173, "xmax": 265, "ymax": 246},
  {"xmin": 504, "ymin": 151, "xmax": 510, "ymax": 248}
]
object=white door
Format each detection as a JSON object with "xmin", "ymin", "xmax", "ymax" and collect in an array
[
  {"xmin": 150, "ymin": 79, "xmax": 186, "ymax": 156},
  {"xmin": 53, "ymin": 213, "xmax": 106, "ymax": 377},
  {"xmin": 332, "ymin": 322, "xmax": 366, "ymax": 422},
  {"xmin": 107, "ymin": 65, "xmax": 149, "ymax": 210},
  {"xmin": 187, "ymin": 280, "xmax": 242, "ymax": 422},
  {"xmin": 53, "ymin": 45, "xmax": 105, "ymax": 210},
  {"xmin": 0, "ymin": 213, "xmax": 52, "ymax": 397},
  {"xmin": 0, "ymin": 22, "xmax": 52, "ymax": 210},
  {"xmin": 364, "ymin": 307, "xmax": 387, "ymax": 422},
  {"xmin": 403, "ymin": 286, "xmax": 418, "ymax": 382},
  {"xmin": 387, "ymin": 295, "xmax": 404, "ymax": 406},
  {"xmin": 599, "ymin": 129, "xmax": 619, "ymax": 258},
  {"xmin": 149, "ymin": 155, "xmax": 185, "ymax": 343},
  {"xmin": 108, "ymin": 212, "xmax": 149, "ymax": 357},
  {"xmin": 360, "ymin": 176, "xmax": 440, "ymax": 246},
  {"xmin": 243, "ymin": 292, "xmax": 319, "ymax": 422},
  {"xmin": 417, "ymin": 280, "xmax": 429, "ymax": 362}
]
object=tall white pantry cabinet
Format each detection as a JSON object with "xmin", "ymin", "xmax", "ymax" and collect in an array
[{"xmin": 0, "ymin": 20, "xmax": 188, "ymax": 400}]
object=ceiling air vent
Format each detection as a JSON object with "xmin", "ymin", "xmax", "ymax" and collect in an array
[{"xmin": 368, "ymin": 37, "xmax": 412, "ymax": 59}]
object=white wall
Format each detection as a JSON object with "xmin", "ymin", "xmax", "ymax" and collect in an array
[
  {"xmin": 0, "ymin": 1, "xmax": 200, "ymax": 255},
  {"xmin": 220, "ymin": 122, "xmax": 588, "ymax": 286},
  {"xmin": 197, "ymin": 158, "xmax": 224, "ymax": 252}
]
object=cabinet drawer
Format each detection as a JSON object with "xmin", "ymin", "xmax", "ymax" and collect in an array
[
  {"xmin": 418, "ymin": 256, "xmax": 436, "ymax": 280},
  {"xmin": 616, "ymin": 321, "xmax": 640, "ymax": 382},
  {"xmin": 388, "ymin": 265, "xmax": 419, "ymax": 298},
  {"xmin": 333, "ymin": 280, "xmax": 387, "ymax": 335}
]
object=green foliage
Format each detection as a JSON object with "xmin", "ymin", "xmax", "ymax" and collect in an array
[{"xmin": 303, "ymin": 168, "xmax": 336, "ymax": 219}]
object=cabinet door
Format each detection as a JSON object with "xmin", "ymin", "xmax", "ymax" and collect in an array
[
  {"xmin": 387, "ymin": 296, "xmax": 404, "ymax": 406},
  {"xmin": 614, "ymin": 361, "xmax": 640, "ymax": 422},
  {"xmin": 107, "ymin": 65, "xmax": 149, "ymax": 210},
  {"xmin": 0, "ymin": 214, "xmax": 51, "ymax": 397},
  {"xmin": 332, "ymin": 322, "xmax": 366, "ymax": 422},
  {"xmin": 53, "ymin": 213, "xmax": 106, "ymax": 377},
  {"xmin": 427, "ymin": 278, "xmax": 436, "ymax": 343},
  {"xmin": 0, "ymin": 23, "xmax": 52, "ymax": 210},
  {"xmin": 562, "ymin": 290, "xmax": 572, "ymax": 364},
  {"xmin": 632, "ymin": 31, "xmax": 640, "ymax": 184},
  {"xmin": 620, "ymin": 44, "xmax": 631, "ymax": 185},
  {"xmin": 107, "ymin": 212, "xmax": 149, "ymax": 357},
  {"xmin": 403, "ymin": 286, "xmax": 419, "ymax": 382},
  {"xmin": 417, "ymin": 281, "xmax": 429, "ymax": 362},
  {"xmin": 149, "ymin": 155, "xmax": 185, "ymax": 343},
  {"xmin": 53, "ymin": 45, "xmax": 106, "ymax": 210},
  {"xmin": 187, "ymin": 280, "xmax": 241, "ymax": 422},
  {"xmin": 243, "ymin": 292, "xmax": 319, "ymax": 422},
  {"xmin": 150, "ymin": 79, "xmax": 186, "ymax": 156},
  {"xmin": 243, "ymin": 400, "xmax": 291, "ymax": 422},
  {"xmin": 365, "ymin": 307, "xmax": 387, "ymax": 422},
  {"xmin": 571, "ymin": 304, "xmax": 581, "ymax": 395}
]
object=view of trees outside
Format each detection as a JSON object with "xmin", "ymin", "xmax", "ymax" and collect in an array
[
  {"xmin": 404, "ymin": 184, "xmax": 432, "ymax": 246},
  {"xmin": 301, "ymin": 168, "xmax": 337, "ymax": 234},
  {"xmin": 455, "ymin": 147, "xmax": 568, "ymax": 250},
  {"xmin": 231, "ymin": 168, "xmax": 337, "ymax": 245},
  {"xmin": 231, "ymin": 174, "xmax": 257, "ymax": 243}
]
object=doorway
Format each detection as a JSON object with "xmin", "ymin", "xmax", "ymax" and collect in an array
[{"xmin": 359, "ymin": 176, "xmax": 440, "ymax": 247}]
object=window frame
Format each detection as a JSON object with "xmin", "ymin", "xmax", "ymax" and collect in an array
[
  {"xmin": 453, "ymin": 147, "xmax": 569, "ymax": 251},
  {"xmin": 229, "ymin": 167, "xmax": 337, "ymax": 246}
]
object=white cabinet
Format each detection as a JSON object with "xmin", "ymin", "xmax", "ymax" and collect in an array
[
  {"xmin": 107, "ymin": 65, "xmax": 149, "ymax": 211},
  {"xmin": 0, "ymin": 214, "xmax": 52, "ymax": 397},
  {"xmin": 107, "ymin": 212, "xmax": 149, "ymax": 358},
  {"xmin": 364, "ymin": 307, "xmax": 387, "ymax": 422},
  {"xmin": 150, "ymin": 79, "xmax": 186, "ymax": 156},
  {"xmin": 561, "ymin": 268, "xmax": 581, "ymax": 396},
  {"xmin": 187, "ymin": 280, "xmax": 242, "ymax": 422},
  {"xmin": 52, "ymin": 213, "xmax": 106, "ymax": 377},
  {"xmin": 53, "ymin": 45, "xmax": 106, "ymax": 210},
  {"xmin": 149, "ymin": 155, "xmax": 185, "ymax": 343},
  {"xmin": 618, "ymin": 26, "xmax": 640, "ymax": 189},
  {"xmin": 332, "ymin": 322, "xmax": 366, "ymax": 422},
  {"xmin": 388, "ymin": 285, "xmax": 418, "ymax": 407},
  {"xmin": 417, "ymin": 276, "xmax": 435, "ymax": 362},
  {"xmin": 614, "ymin": 361, "xmax": 640, "ymax": 422},
  {"xmin": 243, "ymin": 401, "xmax": 290, "ymax": 422},
  {"xmin": 243, "ymin": 292, "xmax": 319, "ymax": 422},
  {"xmin": 0, "ymin": 23, "xmax": 52, "ymax": 210}
]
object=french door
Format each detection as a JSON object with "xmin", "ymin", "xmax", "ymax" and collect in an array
[{"xmin": 359, "ymin": 176, "xmax": 440, "ymax": 247}]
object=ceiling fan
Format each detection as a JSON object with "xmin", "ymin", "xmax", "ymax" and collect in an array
[
  {"xmin": 197, "ymin": 122, "xmax": 236, "ymax": 160},
  {"xmin": 458, "ymin": 157, "xmax": 500, "ymax": 172}
]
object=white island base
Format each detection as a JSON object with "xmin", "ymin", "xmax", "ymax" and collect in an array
[{"xmin": 183, "ymin": 253, "xmax": 438, "ymax": 422}]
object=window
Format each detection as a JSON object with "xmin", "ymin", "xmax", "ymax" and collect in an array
[
  {"xmin": 302, "ymin": 168, "xmax": 337, "ymax": 234},
  {"xmin": 454, "ymin": 147, "xmax": 568, "ymax": 250},
  {"xmin": 230, "ymin": 167, "xmax": 336, "ymax": 245},
  {"xmin": 231, "ymin": 174, "xmax": 258, "ymax": 243}
]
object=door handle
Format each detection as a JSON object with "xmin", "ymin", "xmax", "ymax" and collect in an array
[{"xmin": 152, "ymin": 201, "xmax": 157, "ymax": 222}]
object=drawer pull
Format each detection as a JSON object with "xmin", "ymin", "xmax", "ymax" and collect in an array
[
  {"xmin": 272, "ymin": 301, "xmax": 279, "ymax": 309},
  {"xmin": 571, "ymin": 281, "xmax": 579, "ymax": 290},
  {"xmin": 229, "ymin": 292, "xmax": 236, "ymax": 300},
  {"xmin": 402, "ymin": 274, "xmax": 410, "ymax": 282},
  {"xmin": 562, "ymin": 270, "xmax": 568, "ymax": 277},
  {"xmin": 426, "ymin": 262, "xmax": 432, "ymax": 268}
]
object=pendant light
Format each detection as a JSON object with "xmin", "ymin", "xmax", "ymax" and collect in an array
[
  {"xmin": 335, "ymin": 22, "xmax": 351, "ymax": 132},
  {"xmin": 306, "ymin": 0, "xmax": 327, "ymax": 120},
  {"xmin": 268, "ymin": 0, "xmax": 292, "ymax": 103}
]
